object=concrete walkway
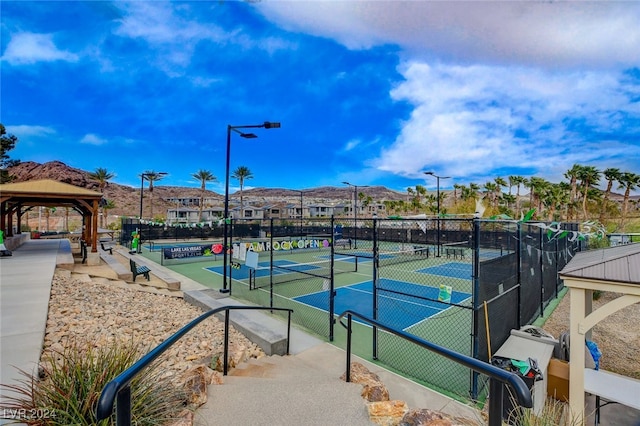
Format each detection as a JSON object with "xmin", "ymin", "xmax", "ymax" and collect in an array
[{"xmin": 0, "ymin": 239, "xmax": 61, "ymax": 425}]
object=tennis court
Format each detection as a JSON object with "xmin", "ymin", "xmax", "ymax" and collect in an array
[
  {"xmin": 294, "ymin": 278, "xmax": 471, "ymax": 330},
  {"xmin": 205, "ymin": 258, "xmax": 325, "ymax": 281},
  {"xmin": 417, "ymin": 262, "xmax": 473, "ymax": 280}
]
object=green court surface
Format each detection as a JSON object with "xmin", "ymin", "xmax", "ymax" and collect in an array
[{"xmin": 138, "ymin": 242, "xmax": 476, "ymax": 399}]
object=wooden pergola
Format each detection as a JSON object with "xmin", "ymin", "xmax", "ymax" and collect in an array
[
  {"xmin": 559, "ymin": 243, "xmax": 640, "ymax": 421},
  {"xmin": 0, "ymin": 179, "xmax": 104, "ymax": 253}
]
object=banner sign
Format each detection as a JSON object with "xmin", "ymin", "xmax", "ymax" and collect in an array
[
  {"xmin": 233, "ymin": 238, "xmax": 331, "ymax": 254},
  {"xmin": 163, "ymin": 244, "xmax": 218, "ymax": 259}
]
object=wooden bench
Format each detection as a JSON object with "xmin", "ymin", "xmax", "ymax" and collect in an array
[
  {"xmin": 129, "ymin": 259, "xmax": 151, "ymax": 282},
  {"xmin": 584, "ymin": 368, "xmax": 640, "ymax": 424},
  {"xmin": 100, "ymin": 242, "xmax": 113, "ymax": 255}
]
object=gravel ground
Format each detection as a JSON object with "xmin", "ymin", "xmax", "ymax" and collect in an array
[
  {"xmin": 43, "ymin": 270, "xmax": 265, "ymax": 379},
  {"xmin": 540, "ymin": 290, "xmax": 640, "ymax": 379}
]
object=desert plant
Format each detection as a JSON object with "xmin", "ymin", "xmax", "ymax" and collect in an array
[
  {"xmin": 0, "ymin": 339, "xmax": 186, "ymax": 425},
  {"xmin": 504, "ymin": 395, "xmax": 582, "ymax": 426}
]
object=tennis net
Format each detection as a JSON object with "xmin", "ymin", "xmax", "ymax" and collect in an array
[
  {"xmin": 377, "ymin": 245, "xmax": 431, "ymax": 267},
  {"xmin": 250, "ymin": 257, "xmax": 357, "ymax": 290}
]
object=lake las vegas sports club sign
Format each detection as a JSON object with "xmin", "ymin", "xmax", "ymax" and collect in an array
[{"xmin": 163, "ymin": 237, "xmax": 332, "ymax": 260}]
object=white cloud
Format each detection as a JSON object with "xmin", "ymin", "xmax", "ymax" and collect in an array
[
  {"xmin": 372, "ymin": 61, "xmax": 640, "ymax": 181},
  {"xmin": 255, "ymin": 1, "xmax": 640, "ymax": 69},
  {"xmin": 343, "ymin": 138, "xmax": 361, "ymax": 151},
  {"xmin": 80, "ymin": 134, "xmax": 108, "ymax": 146},
  {"xmin": 112, "ymin": 2, "xmax": 294, "ymax": 75},
  {"xmin": 5, "ymin": 125, "xmax": 56, "ymax": 138},
  {"xmin": 1, "ymin": 33, "xmax": 78, "ymax": 65}
]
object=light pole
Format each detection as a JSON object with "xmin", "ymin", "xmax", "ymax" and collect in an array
[
  {"xmin": 222, "ymin": 121, "xmax": 281, "ymax": 293},
  {"xmin": 424, "ymin": 171, "xmax": 450, "ymax": 257},
  {"xmin": 342, "ymin": 182, "xmax": 368, "ymax": 249},
  {"xmin": 139, "ymin": 172, "xmax": 167, "ymax": 220},
  {"xmin": 293, "ymin": 190, "xmax": 306, "ymax": 236}
]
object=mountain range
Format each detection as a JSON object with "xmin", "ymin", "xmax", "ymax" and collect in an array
[{"xmin": 7, "ymin": 161, "xmax": 407, "ymax": 218}]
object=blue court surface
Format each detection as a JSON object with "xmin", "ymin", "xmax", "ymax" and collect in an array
[
  {"xmin": 417, "ymin": 262, "xmax": 472, "ymax": 280},
  {"xmin": 294, "ymin": 278, "xmax": 471, "ymax": 330},
  {"xmin": 317, "ymin": 252, "xmax": 405, "ymax": 263},
  {"xmin": 206, "ymin": 259, "xmax": 323, "ymax": 280}
]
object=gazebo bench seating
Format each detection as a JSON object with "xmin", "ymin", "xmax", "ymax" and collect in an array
[{"xmin": 129, "ymin": 259, "xmax": 150, "ymax": 282}]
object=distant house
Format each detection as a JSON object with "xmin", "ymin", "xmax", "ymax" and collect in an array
[
  {"xmin": 308, "ymin": 203, "xmax": 345, "ymax": 218},
  {"xmin": 232, "ymin": 205, "xmax": 265, "ymax": 220},
  {"xmin": 166, "ymin": 206, "xmax": 224, "ymax": 225},
  {"xmin": 165, "ymin": 196, "xmax": 219, "ymax": 207}
]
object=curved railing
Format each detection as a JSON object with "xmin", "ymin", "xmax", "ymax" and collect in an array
[
  {"xmin": 337, "ymin": 310, "xmax": 532, "ymax": 426},
  {"xmin": 96, "ymin": 306, "xmax": 293, "ymax": 425}
]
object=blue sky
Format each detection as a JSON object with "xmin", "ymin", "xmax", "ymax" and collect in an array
[{"xmin": 2, "ymin": 1, "xmax": 640, "ymax": 195}]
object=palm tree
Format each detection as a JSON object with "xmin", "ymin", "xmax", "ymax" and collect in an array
[
  {"xmin": 509, "ymin": 175, "xmax": 525, "ymax": 214},
  {"xmin": 494, "ymin": 177, "xmax": 507, "ymax": 210},
  {"xmin": 618, "ymin": 172, "xmax": 640, "ymax": 227},
  {"xmin": 232, "ymin": 166, "xmax": 253, "ymax": 217},
  {"xmin": 88, "ymin": 168, "xmax": 114, "ymax": 228},
  {"xmin": 576, "ymin": 166, "xmax": 601, "ymax": 220},
  {"xmin": 141, "ymin": 170, "xmax": 166, "ymax": 220},
  {"xmin": 599, "ymin": 168, "xmax": 621, "ymax": 223},
  {"xmin": 564, "ymin": 164, "xmax": 583, "ymax": 220},
  {"xmin": 483, "ymin": 181, "xmax": 498, "ymax": 210},
  {"xmin": 540, "ymin": 183, "xmax": 568, "ymax": 221},
  {"xmin": 527, "ymin": 177, "xmax": 549, "ymax": 215},
  {"xmin": 192, "ymin": 169, "xmax": 217, "ymax": 223},
  {"xmin": 102, "ymin": 200, "xmax": 116, "ymax": 227},
  {"xmin": 406, "ymin": 187, "xmax": 415, "ymax": 206},
  {"xmin": 453, "ymin": 183, "xmax": 464, "ymax": 206}
]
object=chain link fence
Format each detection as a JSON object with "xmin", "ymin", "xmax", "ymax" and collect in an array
[{"xmin": 123, "ymin": 215, "xmax": 582, "ymax": 402}]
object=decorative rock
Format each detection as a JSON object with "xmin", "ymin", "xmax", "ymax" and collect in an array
[
  {"xmin": 367, "ymin": 400, "xmax": 409, "ymax": 426},
  {"xmin": 40, "ymin": 272, "xmax": 266, "ymax": 412},
  {"xmin": 210, "ymin": 370, "xmax": 224, "ymax": 385},
  {"xmin": 182, "ymin": 365, "xmax": 211, "ymax": 408},
  {"xmin": 400, "ymin": 409, "xmax": 451, "ymax": 425},
  {"xmin": 166, "ymin": 408, "xmax": 194, "ymax": 426},
  {"xmin": 340, "ymin": 362, "xmax": 390, "ymax": 402}
]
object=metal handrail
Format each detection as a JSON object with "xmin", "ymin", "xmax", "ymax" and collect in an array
[
  {"xmin": 337, "ymin": 310, "xmax": 532, "ymax": 426},
  {"xmin": 96, "ymin": 306, "xmax": 293, "ymax": 425}
]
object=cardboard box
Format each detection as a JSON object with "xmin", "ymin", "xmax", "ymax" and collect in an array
[{"xmin": 547, "ymin": 358, "xmax": 569, "ymax": 402}]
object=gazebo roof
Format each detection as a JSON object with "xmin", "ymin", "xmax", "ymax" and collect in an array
[
  {"xmin": 559, "ymin": 243, "xmax": 640, "ymax": 285},
  {"xmin": 0, "ymin": 179, "xmax": 102, "ymax": 198}
]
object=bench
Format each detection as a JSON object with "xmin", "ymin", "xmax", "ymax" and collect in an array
[
  {"xmin": 129, "ymin": 259, "xmax": 151, "ymax": 282},
  {"xmin": 445, "ymin": 247, "xmax": 465, "ymax": 259},
  {"xmin": 334, "ymin": 238, "xmax": 352, "ymax": 249},
  {"xmin": 80, "ymin": 240, "xmax": 88, "ymax": 264},
  {"xmin": 584, "ymin": 368, "xmax": 640, "ymax": 424},
  {"xmin": 412, "ymin": 245, "xmax": 430, "ymax": 257},
  {"xmin": 100, "ymin": 242, "xmax": 113, "ymax": 255}
]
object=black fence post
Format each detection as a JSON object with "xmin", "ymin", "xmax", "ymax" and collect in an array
[
  {"xmin": 471, "ymin": 218, "xmax": 481, "ymax": 400},
  {"xmin": 115, "ymin": 385, "xmax": 131, "ymax": 426},
  {"xmin": 329, "ymin": 215, "xmax": 335, "ymax": 341},
  {"xmin": 372, "ymin": 216, "xmax": 379, "ymax": 360}
]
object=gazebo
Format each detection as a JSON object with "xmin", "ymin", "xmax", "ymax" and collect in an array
[
  {"xmin": 0, "ymin": 179, "xmax": 104, "ymax": 254},
  {"xmin": 559, "ymin": 243, "xmax": 640, "ymax": 421}
]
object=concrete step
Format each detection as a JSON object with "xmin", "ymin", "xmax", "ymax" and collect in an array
[
  {"xmin": 196, "ymin": 351, "xmax": 373, "ymax": 426},
  {"xmin": 229, "ymin": 355, "xmax": 337, "ymax": 383}
]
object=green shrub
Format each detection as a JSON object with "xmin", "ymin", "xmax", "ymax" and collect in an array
[{"xmin": 1, "ymin": 339, "xmax": 186, "ymax": 425}]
